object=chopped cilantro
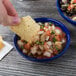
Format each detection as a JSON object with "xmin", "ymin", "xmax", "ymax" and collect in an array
[
  {"xmin": 51, "ymin": 30, "xmax": 55, "ymax": 34},
  {"xmin": 53, "ymin": 37, "xmax": 57, "ymax": 43},
  {"xmin": 21, "ymin": 46, "xmax": 24, "ymax": 49},
  {"xmin": 49, "ymin": 23, "xmax": 52, "ymax": 26},
  {"xmin": 40, "ymin": 26, "xmax": 44, "ymax": 29},
  {"xmin": 40, "ymin": 42, "xmax": 44, "ymax": 45},
  {"xmin": 55, "ymin": 46, "xmax": 59, "ymax": 50},
  {"xmin": 50, "ymin": 46, "xmax": 53, "ymax": 49},
  {"xmin": 35, "ymin": 41, "xmax": 44, "ymax": 45},
  {"xmin": 42, "ymin": 24, "xmax": 44, "ymax": 27},
  {"xmin": 23, "ymin": 40, "xmax": 27, "ymax": 44},
  {"xmin": 35, "ymin": 41, "xmax": 40, "ymax": 44}
]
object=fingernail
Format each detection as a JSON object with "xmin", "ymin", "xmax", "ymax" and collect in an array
[{"xmin": 13, "ymin": 17, "xmax": 21, "ymax": 24}]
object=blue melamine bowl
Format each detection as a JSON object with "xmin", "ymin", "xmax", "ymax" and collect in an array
[
  {"xmin": 57, "ymin": 0, "xmax": 76, "ymax": 25},
  {"xmin": 14, "ymin": 18, "xmax": 70, "ymax": 62}
]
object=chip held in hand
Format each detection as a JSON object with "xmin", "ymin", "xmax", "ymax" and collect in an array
[{"xmin": 10, "ymin": 16, "xmax": 40, "ymax": 43}]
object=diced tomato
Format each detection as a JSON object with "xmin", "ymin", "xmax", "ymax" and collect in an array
[
  {"xmin": 49, "ymin": 35, "xmax": 54, "ymax": 41},
  {"xmin": 73, "ymin": 0, "xmax": 76, "ymax": 3},
  {"xmin": 51, "ymin": 53, "xmax": 54, "ymax": 58},
  {"xmin": 59, "ymin": 34, "xmax": 63, "ymax": 39},
  {"xmin": 49, "ymin": 37, "xmax": 52, "ymax": 41},
  {"xmin": 44, "ymin": 42, "xmax": 47, "ymax": 46},
  {"xmin": 62, "ymin": 32, "xmax": 66, "ymax": 38},
  {"xmin": 40, "ymin": 29, "xmax": 44, "ymax": 31},
  {"xmin": 68, "ymin": 4, "xmax": 74, "ymax": 11},
  {"xmin": 55, "ymin": 35, "xmax": 61, "ymax": 41},
  {"xmin": 71, "ymin": 0, "xmax": 76, "ymax": 3},
  {"xmin": 24, "ymin": 43, "xmax": 31, "ymax": 50},
  {"xmin": 46, "ymin": 30, "xmax": 50, "ymax": 36}
]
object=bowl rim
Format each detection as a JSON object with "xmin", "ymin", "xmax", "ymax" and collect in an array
[
  {"xmin": 57, "ymin": 0, "xmax": 76, "ymax": 25},
  {"xmin": 14, "ymin": 17, "xmax": 70, "ymax": 62}
]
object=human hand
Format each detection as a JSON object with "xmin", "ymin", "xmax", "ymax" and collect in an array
[{"xmin": 0, "ymin": 0, "xmax": 20, "ymax": 26}]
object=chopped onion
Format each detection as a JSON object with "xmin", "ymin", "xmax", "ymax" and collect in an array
[
  {"xmin": 51, "ymin": 25, "xmax": 55, "ymax": 30},
  {"xmin": 17, "ymin": 40, "xmax": 24, "ymax": 46},
  {"xmin": 31, "ymin": 46, "xmax": 37, "ymax": 54},
  {"xmin": 55, "ymin": 42, "xmax": 62, "ymax": 49},
  {"xmin": 62, "ymin": 39, "xmax": 66, "ymax": 43},
  {"xmin": 45, "ymin": 23, "xmax": 49, "ymax": 26},
  {"xmin": 46, "ymin": 36, "xmax": 49, "ymax": 41},
  {"xmin": 62, "ymin": 0, "xmax": 67, "ymax": 3},
  {"xmin": 71, "ymin": 0, "xmax": 75, "ymax": 3},
  {"xmin": 43, "ymin": 51, "xmax": 51, "ymax": 57},
  {"xmin": 44, "ymin": 27, "xmax": 48, "ymax": 31},
  {"xmin": 72, "ymin": 16, "xmax": 76, "ymax": 21},
  {"xmin": 23, "ymin": 49, "xmax": 27, "ymax": 53},
  {"xmin": 55, "ymin": 29, "xmax": 61, "ymax": 35},
  {"xmin": 47, "ymin": 41, "xmax": 52, "ymax": 46},
  {"xmin": 37, "ymin": 51, "xmax": 42, "ymax": 55},
  {"xmin": 48, "ymin": 49, "xmax": 53, "ymax": 53},
  {"xmin": 55, "ymin": 42, "xmax": 62, "ymax": 45},
  {"xmin": 39, "ymin": 45, "xmax": 44, "ymax": 50},
  {"xmin": 38, "ymin": 22, "xmax": 43, "ymax": 25},
  {"xmin": 48, "ymin": 26, "xmax": 51, "ymax": 30},
  {"xmin": 38, "ymin": 31, "xmax": 44, "ymax": 34},
  {"xmin": 41, "ymin": 33, "xmax": 46, "ymax": 42}
]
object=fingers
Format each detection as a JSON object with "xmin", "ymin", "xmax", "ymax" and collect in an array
[
  {"xmin": 3, "ymin": 16, "xmax": 21, "ymax": 26},
  {"xmin": 0, "ymin": 0, "xmax": 20, "ymax": 26},
  {"xmin": 3, "ymin": 0, "xmax": 18, "ymax": 16},
  {"xmin": 1, "ymin": 0, "xmax": 21, "ymax": 26}
]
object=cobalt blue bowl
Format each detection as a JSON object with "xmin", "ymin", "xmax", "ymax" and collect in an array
[
  {"xmin": 57, "ymin": 0, "xmax": 76, "ymax": 25},
  {"xmin": 14, "ymin": 18, "xmax": 70, "ymax": 62}
]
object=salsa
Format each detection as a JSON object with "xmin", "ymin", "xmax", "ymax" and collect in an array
[
  {"xmin": 60, "ymin": 0, "xmax": 76, "ymax": 21},
  {"xmin": 17, "ymin": 22, "xmax": 66, "ymax": 59}
]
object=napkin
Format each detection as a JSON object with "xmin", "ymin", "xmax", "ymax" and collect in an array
[{"xmin": 0, "ymin": 41, "xmax": 13, "ymax": 60}]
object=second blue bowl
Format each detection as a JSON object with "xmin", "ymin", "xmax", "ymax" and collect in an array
[{"xmin": 57, "ymin": 0, "xmax": 76, "ymax": 25}]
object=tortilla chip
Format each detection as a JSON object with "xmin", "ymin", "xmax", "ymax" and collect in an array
[{"xmin": 10, "ymin": 16, "xmax": 40, "ymax": 43}]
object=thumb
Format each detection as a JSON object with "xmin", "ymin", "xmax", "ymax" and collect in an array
[
  {"xmin": 4, "ymin": 16, "xmax": 21, "ymax": 26},
  {"xmin": 8, "ymin": 16, "xmax": 21, "ymax": 25}
]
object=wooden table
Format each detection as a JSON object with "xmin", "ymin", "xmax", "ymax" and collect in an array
[{"xmin": 0, "ymin": 0, "xmax": 76, "ymax": 75}]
